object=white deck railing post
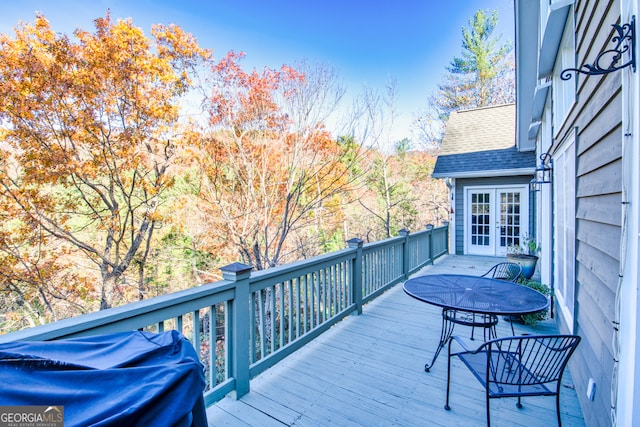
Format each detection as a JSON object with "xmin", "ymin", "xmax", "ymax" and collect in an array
[{"xmin": 220, "ymin": 262, "xmax": 253, "ymax": 399}]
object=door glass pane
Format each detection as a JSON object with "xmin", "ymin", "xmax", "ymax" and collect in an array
[
  {"xmin": 499, "ymin": 191, "xmax": 521, "ymax": 249},
  {"xmin": 470, "ymin": 192, "xmax": 491, "ymax": 246}
]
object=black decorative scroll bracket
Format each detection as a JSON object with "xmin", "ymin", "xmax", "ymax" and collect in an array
[{"xmin": 561, "ymin": 16, "xmax": 636, "ymax": 80}]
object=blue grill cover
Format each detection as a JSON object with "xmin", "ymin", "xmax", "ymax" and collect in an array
[{"xmin": 0, "ymin": 330, "xmax": 206, "ymax": 427}]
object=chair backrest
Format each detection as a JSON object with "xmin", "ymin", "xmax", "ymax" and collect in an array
[
  {"xmin": 482, "ymin": 262, "xmax": 522, "ymax": 282},
  {"xmin": 485, "ymin": 335, "xmax": 581, "ymax": 387}
]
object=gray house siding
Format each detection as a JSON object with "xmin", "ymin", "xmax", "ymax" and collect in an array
[
  {"xmin": 454, "ymin": 175, "xmax": 534, "ymax": 254},
  {"xmin": 552, "ymin": 1, "xmax": 621, "ymax": 425}
]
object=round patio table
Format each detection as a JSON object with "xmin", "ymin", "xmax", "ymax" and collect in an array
[{"xmin": 403, "ymin": 274, "xmax": 549, "ymax": 371}]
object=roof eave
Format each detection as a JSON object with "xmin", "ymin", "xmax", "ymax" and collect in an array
[
  {"xmin": 515, "ymin": 0, "xmax": 541, "ymax": 152},
  {"xmin": 432, "ymin": 167, "xmax": 536, "ymax": 179}
]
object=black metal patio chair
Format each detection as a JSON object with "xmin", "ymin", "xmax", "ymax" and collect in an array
[
  {"xmin": 481, "ymin": 262, "xmax": 522, "ymax": 282},
  {"xmin": 445, "ymin": 334, "xmax": 581, "ymax": 427}
]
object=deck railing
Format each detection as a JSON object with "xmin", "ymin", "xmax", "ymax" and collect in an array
[{"xmin": 0, "ymin": 225, "xmax": 448, "ymax": 405}]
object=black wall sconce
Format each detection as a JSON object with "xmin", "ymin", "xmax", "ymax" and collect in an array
[
  {"xmin": 530, "ymin": 153, "xmax": 553, "ymax": 192},
  {"xmin": 561, "ymin": 16, "xmax": 636, "ymax": 80}
]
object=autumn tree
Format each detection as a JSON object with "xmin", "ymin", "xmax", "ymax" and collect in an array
[
  {"xmin": 0, "ymin": 13, "xmax": 210, "ymax": 322},
  {"xmin": 343, "ymin": 142, "xmax": 448, "ymax": 242},
  {"xmin": 343, "ymin": 80, "xmax": 412, "ymax": 240},
  {"xmin": 190, "ymin": 52, "xmax": 357, "ymax": 270},
  {"xmin": 364, "ymin": 140, "xmax": 417, "ymax": 239},
  {"xmin": 400, "ymin": 151, "xmax": 449, "ymax": 227}
]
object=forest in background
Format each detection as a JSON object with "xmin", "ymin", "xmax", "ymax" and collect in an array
[{"xmin": 0, "ymin": 10, "xmax": 513, "ymax": 332}]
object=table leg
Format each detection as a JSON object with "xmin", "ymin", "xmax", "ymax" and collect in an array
[
  {"xmin": 482, "ymin": 315, "xmax": 498, "ymax": 341},
  {"xmin": 424, "ymin": 308, "xmax": 456, "ymax": 372}
]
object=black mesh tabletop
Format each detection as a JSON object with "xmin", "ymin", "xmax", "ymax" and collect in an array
[{"xmin": 403, "ymin": 274, "xmax": 549, "ymax": 316}]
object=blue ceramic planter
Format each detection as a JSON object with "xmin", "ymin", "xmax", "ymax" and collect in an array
[{"xmin": 507, "ymin": 254, "xmax": 538, "ymax": 279}]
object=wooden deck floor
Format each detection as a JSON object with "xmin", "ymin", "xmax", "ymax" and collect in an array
[{"xmin": 206, "ymin": 255, "xmax": 586, "ymax": 426}]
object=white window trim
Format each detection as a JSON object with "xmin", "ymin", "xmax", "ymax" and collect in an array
[{"xmin": 552, "ymin": 129, "xmax": 576, "ymax": 332}]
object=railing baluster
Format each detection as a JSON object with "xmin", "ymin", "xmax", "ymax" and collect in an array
[
  {"xmin": 209, "ymin": 305, "xmax": 215, "ymax": 391},
  {"xmin": 270, "ymin": 285, "xmax": 277, "ymax": 354},
  {"xmin": 279, "ymin": 282, "xmax": 286, "ymax": 348},
  {"xmin": 250, "ymin": 291, "xmax": 256, "ymax": 363},
  {"xmin": 305, "ymin": 274, "xmax": 311, "ymax": 331},
  {"xmin": 292, "ymin": 278, "xmax": 296, "ymax": 339},
  {"xmin": 258, "ymin": 289, "xmax": 266, "ymax": 359},
  {"xmin": 338, "ymin": 263, "xmax": 342, "ymax": 310},
  {"xmin": 192, "ymin": 310, "xmax": 201, "ymax": 359},
  {"xmin": 295, "ymin": 277, "xmax": 301, "ymax": 338},
  {"xmin": 317, "ymin": 270, "xmax": 323, "ymax": 323},
  {"xmin": 337, "ymin": 263, "xmax": 343, "ymax": 310},
  {"xmin": 343, "ymin": 261, "xmax": 349, "ymax": 307},
  {"xmin": 375, "ymin": 250, "xmax": 379, "ymax": 291},
  {"xmin": 310, "ymin": 273, "xmax": 316, "ymax": 329},
  {"xmin": 328, "ymin": 267, "xmax": 332, "ymax": 319},
  {"xmin": 223, "ymin": 301, "xmax": 230, "ymax": 383},
  {"xmin": 314, "ymin": 271, "xmax": 320, "ymax": 325},
  {"xmin": 323, "ymin": 268, "xmax": 329, "ymax": 321}
]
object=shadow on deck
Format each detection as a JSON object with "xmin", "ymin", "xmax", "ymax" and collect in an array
[{"xmin": 206, "ymin": 255, "xmax": 585, "ymax": 426}]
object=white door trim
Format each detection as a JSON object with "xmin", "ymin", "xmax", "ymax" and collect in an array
[{"xmin": 464, "ymin": 185, "xmax": 530, "ymax": 256}]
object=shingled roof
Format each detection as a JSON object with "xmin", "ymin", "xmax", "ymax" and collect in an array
[{"xmin": 432, "ymin": 104, "xmax": 535, "ymax": 178}]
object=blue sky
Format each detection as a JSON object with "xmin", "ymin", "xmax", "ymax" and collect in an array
[{"xmin": 2, "ymin": 0, "xmax": 514, "ymax": 143}]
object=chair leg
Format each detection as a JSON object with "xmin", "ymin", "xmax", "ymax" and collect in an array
[
  {"xmin": 556, "ymin": 392, "xmax": 562, "ymax": 427},
  {"xmin": 481, "ymin": 317, "xmax": 497, "ymax": 342},
  {"xmin": 445, "ymin": 339, "xmax": 452, "ymax": 411},
  {"xmin": 486, "ymin": 391, "xmax": 491, "ymax": 427}
]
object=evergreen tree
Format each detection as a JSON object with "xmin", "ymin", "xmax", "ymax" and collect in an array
[
  {"xmin": 447, "ymin": 9, "xmax": 513, "ymax": 109},
  {"xmin": 415, "ymin": 9, "xmax": 515, "ymax": 148}
]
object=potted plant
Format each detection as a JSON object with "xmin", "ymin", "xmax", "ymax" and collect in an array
[{"xmin": 506, "ymin": 234, "xmax": 540, "ymax": 279}]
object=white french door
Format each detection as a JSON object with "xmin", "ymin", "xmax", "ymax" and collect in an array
[{"xmin": 465, "ymin": 186, "xmax": 529, "ymax": 256}]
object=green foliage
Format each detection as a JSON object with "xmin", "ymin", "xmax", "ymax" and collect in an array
[
  {"xmin": 366, "ymin": 156, "xmax": 416, "ymax": 232},
  {"xmin": 507, "ymin": 234, "xmax": 540, "ymax": 256},
  {"xmin": 421, "ymin": 9, "xmax": 515, "ymax": 141},
  {"xmin": 517, "ymin": 278, "xmax": 551, "ymax": 326},
  {"xmin": 140, "ymin": 228, "xmax": 219, "ymax": 296},
  {"xmin": 319, "ymin": 230, "xmax": 345, "ymax": 253},
  {"xmin": 449, "ymin": 10, "xmax": 512, "ymax": 80},
  {"xmin": 337, "ymin": 134, "xmax": 363, "ymax": 177},
  {"xmin": 394, "ymin": 138, "xmax": 412, "ymax": 156},
  {"xmin": 445, "ymin": 9, "xmax": 513, "ymax": 109}
]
